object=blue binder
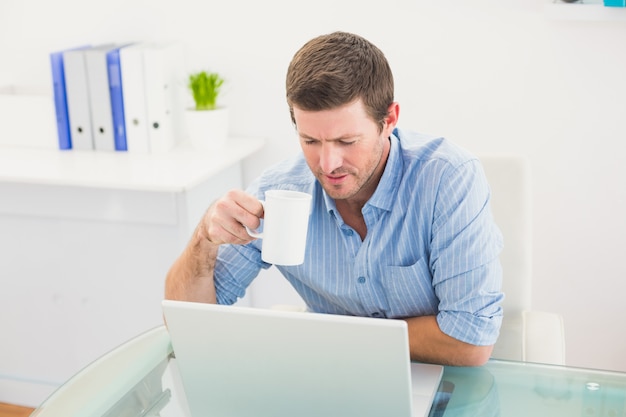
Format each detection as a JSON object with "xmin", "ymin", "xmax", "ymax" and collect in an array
[
  {"xmin": 50, "ymin": 45, "xmax": 89, "ymax": 150},
  {"xmin": 107, "ymin": 46, "xmax": 132, "ymax": 151}
]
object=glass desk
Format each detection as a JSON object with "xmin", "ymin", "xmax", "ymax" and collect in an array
[{"xmin": 30, "ymin": 325, "xmax": 626, "ymax": 417}]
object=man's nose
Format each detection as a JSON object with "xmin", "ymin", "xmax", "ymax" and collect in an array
[{"xmin": 319, "ymin": 143, "xmax": 343, "ymax": 173}]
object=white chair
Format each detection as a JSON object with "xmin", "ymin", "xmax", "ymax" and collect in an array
[{"xmin": 481, "ymin": 154, "xmax": 566, "ymax": 365}]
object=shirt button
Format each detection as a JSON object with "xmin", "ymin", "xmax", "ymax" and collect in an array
[
  {"xmin": 357, "ymin": 277, "xmax": 366, "ymax": 284},
  {"xmin": 344, "ymin": 229, "xmax": 353, "ymax": 236}
]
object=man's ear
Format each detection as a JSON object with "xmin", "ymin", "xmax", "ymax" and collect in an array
[{"xmin": 383, "ymin": 102, "xmax": 400, "ymax": 136}]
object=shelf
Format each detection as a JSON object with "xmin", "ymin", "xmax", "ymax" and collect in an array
[
  {"xmin": 0, "ymin": 137, "xmax": 266, "ymax": 192},
  {"xmin": 545, "ymin": 1, "xmax": 626, "ymax": 21}
]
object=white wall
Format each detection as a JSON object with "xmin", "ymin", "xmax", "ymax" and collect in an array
[{"xmin": 1, "ymin": 0, "xmax": 625, "ymax": 372}]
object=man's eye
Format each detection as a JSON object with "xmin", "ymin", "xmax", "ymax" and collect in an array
[{"xmin": 340, "ymin": 141, "xmax": 355, "ymax": 146}]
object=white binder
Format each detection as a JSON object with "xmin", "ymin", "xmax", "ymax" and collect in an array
[
  {"xmin": 63, "ymin": 48, "xmax": 95, "ymax": 150},
  {"xmin": 84, "ymin": 44, "xmax": 119, "ymax": 151},
  {"xmin": 119, "ymin": 43, "xmax": 151, "ymax": 153},
  {"xmin": 119, "ymin": 41, "xmax": 186, "ymax": 154},
  {"xmin": 142, "ymin": 41, "xmax": 186, "ymax": 153}
]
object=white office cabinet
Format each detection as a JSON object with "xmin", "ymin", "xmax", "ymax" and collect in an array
[{"xmin": 0, "ymin": 138, "xmax": 264, "ymax": 407}]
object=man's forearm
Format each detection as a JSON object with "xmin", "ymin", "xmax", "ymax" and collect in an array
[
  {"xmin": 164, "ymin": 226, "xmax": 219, "ymax": 303},
  {"xmin": 403, "ymin": 316, "xmax": 493, "ymax": 367}
]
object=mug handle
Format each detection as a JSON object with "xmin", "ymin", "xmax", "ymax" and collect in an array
[{"xmin": 245, "ymin": 200, "xmax": 265, "ymax": 239}]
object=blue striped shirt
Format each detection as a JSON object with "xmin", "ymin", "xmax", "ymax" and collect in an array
[{"xmin": 214, "ymin": 128, "xmax": 504, "ymax": 346}]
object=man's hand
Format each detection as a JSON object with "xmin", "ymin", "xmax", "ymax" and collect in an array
[
  {"xmin": 200, "ymin": 190, "xmax": 265, "ymax": 245},
  {"xmin": 165, "ymin": 189, "xmax": 263, "ymax": 303}
]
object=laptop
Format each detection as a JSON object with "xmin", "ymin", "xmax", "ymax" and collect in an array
[{"xmin": 162, "ymin": 300, "xmax": 444, "ymax": 417}]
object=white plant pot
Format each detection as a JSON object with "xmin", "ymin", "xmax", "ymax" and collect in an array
[{"xmin": 185, "ymin": 107, "xmax": 229, "ymax": 151}]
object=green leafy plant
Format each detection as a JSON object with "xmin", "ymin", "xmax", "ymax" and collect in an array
[{"xmin": 188, "ymin": 71, "xmax": 224, "ymax": 111}]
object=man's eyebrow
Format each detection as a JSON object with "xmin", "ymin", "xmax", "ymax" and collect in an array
[{"xmin": 298, "ymin": 132, "xmax": 359, "ymax": 141}]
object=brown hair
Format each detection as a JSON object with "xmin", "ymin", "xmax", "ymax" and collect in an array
[{"xmin": 286, "ymin": 31, "xmax": 394, "ymax": 132}]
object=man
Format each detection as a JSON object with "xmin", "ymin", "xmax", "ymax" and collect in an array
[{"xmin": 165, "ymin": 31, "xmax": 503, "ymax": 366}]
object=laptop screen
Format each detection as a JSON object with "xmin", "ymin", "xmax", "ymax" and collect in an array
[{"xmin": 162, "ymin": 300, "xmax": 442, "ymax": 417}]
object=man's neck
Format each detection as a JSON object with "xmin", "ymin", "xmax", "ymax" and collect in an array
[{"xmin": 335, "ymin": 200, "xmax": 367, "ymax": 241}]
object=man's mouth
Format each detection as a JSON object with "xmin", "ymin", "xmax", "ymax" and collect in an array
[{"xmin": 324, "ymin": 174, "xmax": 348, "ymax": 185}]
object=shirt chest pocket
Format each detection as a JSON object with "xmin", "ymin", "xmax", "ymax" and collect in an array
[{"xmin": 382, "ymin": 258, "xmax": 440, "ymax": 318}]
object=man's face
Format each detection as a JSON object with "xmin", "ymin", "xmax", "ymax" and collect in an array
[{"xmin": 293, "ymin": 99, "xmax": 395, "ymax": 204}]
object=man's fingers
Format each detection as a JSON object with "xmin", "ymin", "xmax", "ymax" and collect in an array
[{"xmin": 205, "ymin": 192, "xmax": 263, "ymax": 245}]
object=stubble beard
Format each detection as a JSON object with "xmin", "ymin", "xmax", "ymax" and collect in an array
[{"xmin": 317, "ymin": 141, "xmax": 386, "ymax": 202}]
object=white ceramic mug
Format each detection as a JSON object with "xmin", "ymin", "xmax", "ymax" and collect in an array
[{"xmin": 246, "ymin": 190, "xmax": 312, "ymax": 265}]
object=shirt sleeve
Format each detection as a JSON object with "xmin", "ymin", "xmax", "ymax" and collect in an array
[
  {"xmin": 430, "ymin": 159, "xmax": 504, "ymax": 346},
  {"xmin": 213, "ymin": 242, "xmax": 267, "ymax": 305},
  {"xmin": 213, "ymin": 177, "xmax": 267, "ymax": 305}
]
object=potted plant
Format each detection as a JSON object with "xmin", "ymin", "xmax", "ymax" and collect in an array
[{"xmin": 185, "ymin": 70, "xmax": 229, "ymax": 151}]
